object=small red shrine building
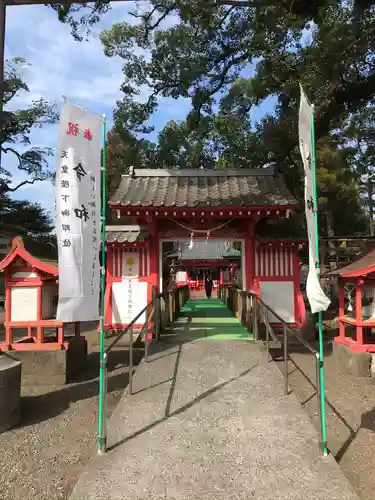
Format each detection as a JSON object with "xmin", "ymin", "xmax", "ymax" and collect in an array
[
  {"xmin": 106, "ymin": 167, "xmax": 307, "ymax": 328},
  {"xmin": 0, "ymin": 236, "xmax": 78, "ymax": 351},
  {"xmin": 105, "ymin": 225, "xmax": 150, "ymax": 330},
  {"xmin": 331, "ymin": 248, "xmax": 375, "ymax": 352}
]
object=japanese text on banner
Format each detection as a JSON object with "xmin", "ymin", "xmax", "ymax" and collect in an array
[
  {"xmin": 299, "ymin": 85, "xmax": 330, "ymax": 314},
  {"xmin": 56, "ymin": 101, "xmax": 102, "ymax": 322}
]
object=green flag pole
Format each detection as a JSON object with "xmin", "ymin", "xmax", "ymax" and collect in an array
[
  {"xmin": 311, "ymin": 104, "xmax": 328, "ymax": 456},
  {"xmin": 98, "ymin": 114, "xmax": 107, "ymax": 454}
]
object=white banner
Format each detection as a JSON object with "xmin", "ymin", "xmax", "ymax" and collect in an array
[
  {"xmin": 56, "ymin": 101, "xmax": 102, "ymax": 322},
  {"xmin": 299, "ymin": 85, "xmax": 330, "ymax": 314}
]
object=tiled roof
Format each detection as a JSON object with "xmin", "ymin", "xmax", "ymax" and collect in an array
[
  {"xmin": 109, "ymin": 167, "xmax": 296, "ymax": 208},
  {"xmin": 168, "ymin": 241, "xmax": 241, "ymax": 261},
  {"xmin": 106, "ymin": 225, "xmax": 148, "ymax": 244},
  {"xmin": 327, "ymin": 248, "xmax": 375, "ymax": 278}
]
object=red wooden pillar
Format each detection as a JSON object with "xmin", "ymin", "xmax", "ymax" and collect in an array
[
  {"xmin": 104, "ymin": 246, "xmax": 114, "ymax": 327},
  {"xmin": 36, "ymin": 284, "xmax": 44, "ymax": 343},
  {"xmin": 338, "ymin": 281, "xmax": 345, "ymax": 339},
  {"xmin": 245, "ymin": 236, "xmax": 253, "ymax": 291},
  {"xmin": 293, "ymin": 250, "xmax": 301, "ymax": 323},
  {"xmin": 5, "ymin": 280, "xmax": 12, "ymax": 347},
  {"xmin": 356, "ymin": 280, "xmax": 363, "ymax": 347},
  {"xmin": 219, "ymin": 268, "xmax": 223, "ymax": 285},
  {"xmin": 244, "ymin": 219, "xmax": 257, "ymax": 291},
  {"xmin": 57, "ymin": 325, "xmax": 64, "ymax": 345},
  {"xmin": 149, "ymin": 233, "xmax": 159, "ymax": 291}
]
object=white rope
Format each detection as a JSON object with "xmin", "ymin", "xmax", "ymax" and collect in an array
[
  {"xmin": 169, "ymin": 217, "xmax": 237, "ymax": 234},
  {"xmin": 344, "ymin": 283, "xmax": 356, "ymax": 312}
]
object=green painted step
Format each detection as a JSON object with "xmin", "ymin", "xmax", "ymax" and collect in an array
[{"xmin": 178, "ymin": 299, "xmax": 254, "ymax": 341}]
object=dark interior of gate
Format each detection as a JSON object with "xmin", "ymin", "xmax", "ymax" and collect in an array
[{"xmin": 105, "ymin": 167, "xmax": 307, "ymax": 331}]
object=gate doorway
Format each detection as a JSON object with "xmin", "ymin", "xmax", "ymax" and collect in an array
[{"xmin": 159, "ymin": 238, "xmax": 245, "ymax": 297}]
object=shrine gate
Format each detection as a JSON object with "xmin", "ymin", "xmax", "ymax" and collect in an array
[{"xmin": 104, "ymin": 167, "xmax": 306, "ymax": 330}]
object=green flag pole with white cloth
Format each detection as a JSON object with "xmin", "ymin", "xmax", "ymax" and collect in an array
[
  {"xmin": 299, "ymin": 85, "xmax": 330, "ymax": 456},
  {"xmin": 98, "ymin": 114, "xmax": 107, "ymax": 454}
]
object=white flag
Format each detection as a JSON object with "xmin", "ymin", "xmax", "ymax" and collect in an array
[
  {"xmin": 55, "ymin": 101, "xmax": 102, "ymax": 322},
  {"xmin": 299, "ymin": 85, "xmax": 330, "ymax": 314}
]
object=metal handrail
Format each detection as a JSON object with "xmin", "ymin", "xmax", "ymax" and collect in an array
[
  {"xmin": 219, "ymin": 284, "xmax": 326, "ymax": 454},
  {"xmin": 247, "ymin": 291, "xmax": 317, "ymax": 355},
  {"xmin": 105, "ymin": 293, "xmax": 162, "ymax": 356},
  {"xmin": 98, "ymin": 284, "xmax": 190, "ymax": 454}
]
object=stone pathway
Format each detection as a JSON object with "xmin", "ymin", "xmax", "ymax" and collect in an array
[{"xmin": 69, "ymin": 299, "xmax": 358, "ymax": 500}]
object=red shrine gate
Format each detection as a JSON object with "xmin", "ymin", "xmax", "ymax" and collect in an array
[{"xmin": 104, "ymin": 167, "xmax": 306, "ymax": 330}]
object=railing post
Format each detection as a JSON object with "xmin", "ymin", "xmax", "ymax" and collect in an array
[
  {"xmin": 241, "ymin": 292, "xmax": 246, "ymax": 325},
  {"xmin": 153, "ymin": 286, "xmax": 161, "ymax": 342},
  {"xmin": 98, "ymin": 353, "xmax": 108, "ymax": 454},
  {"xmin": 169, "ymin": 292, "xmax": 173, "ymax": 323},
  {"xmin": 253, "ymin": 297, "xmax": 259, "ymax": 341},
  {"xmin": 248, "ymin": 295, "xmax": 253, "ymax": 333},
  {"xmin": 283, "ymin": 325, "xmax": 288, "ymax": 396},
  {"xmin": 129, "ymin": 326, "xmax": 133, "ymax": 395},
  {"xmin": 145, "ymin": 304, "xmax": 149, "ymax": 363},
  {"xmin": 265, "ymin": 307, "xmax": 270, "ymax": 362},
  {"xmin": 245, "ymin": 294, "xmax": 250, "ymax": 329},
  {"xmin": 174, "ymin": 289, "xmax": 178, "ymax": 320}
]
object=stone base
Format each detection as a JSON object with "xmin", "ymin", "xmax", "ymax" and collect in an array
[
  {"xmin": 332, "ymin": 341, "xmax": 372, "ymax": 377},
  {"xmin": 11, "ymin": 337, "xmax": 87, "ymax": 386},
  {"xmin": 0, "ymin": 353, "xmax": 21, "ymax": 433}
]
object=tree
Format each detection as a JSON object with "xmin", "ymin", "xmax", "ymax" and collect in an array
[
  {"xmin": 0, "ymin": 193, "xmax": 54, "ymax": 238},
  {"xmin": 106, "ymin": 128, "xmax": 156, "ymax": 197},
  {"xmin": 343, "ymin": 107, "xmax": 375, "ymax": 235},
  {"xmin": 61, "ymin": 0, "xmax": 371, "ymax": 236},
  {"xmin": 0, "ymin": 58, "xmax": 58, "ymax": 196},
  {"xmin": 98, "ymin": 1, "xmax": 375, "ymax": 145}
]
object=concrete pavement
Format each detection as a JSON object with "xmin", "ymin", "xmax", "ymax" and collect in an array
[{"xmin": 69, "ymin": 299, "xmax": 358, "ymax": 500}]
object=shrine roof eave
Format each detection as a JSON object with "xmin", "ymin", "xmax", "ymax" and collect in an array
[
  {"xmin": 256, "ymin": 239, "xmax": 308, "ymax": 248},
  {"xmin": 109, "ymin": 204, "xmax": 297, "ymax": 214},
  {"xmin": 0, "ymin": 245, "xmax": 59, "ymax": 275},
  {"xmin": 179, "ymin": 258, "xmax": 240, "ymax": 265},
  {"xmin": 106, "ymin": 225, "xmax": 149, "ymax": 244},
  {"xmin": 326, "ymin": 248, "xmax": 375, "ymax": 278},
  {"xmin": 109, "ymin": 167, "xmax": 297, "ymax": 208}
]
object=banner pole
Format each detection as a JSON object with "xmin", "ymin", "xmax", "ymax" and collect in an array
[
  {"xmin": 98, "ymin": 114, "xmax": 107, "ymax": 454},
  {"xmin": 311, "ymin": 105, "xmax": 328, "ymax": 456}
]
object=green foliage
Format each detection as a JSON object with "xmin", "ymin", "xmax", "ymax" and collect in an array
[
  {"xmin": 0, "ymin": 58, "xmax": 58, "ymax": 196},
  {"xmin": 57, "ymin": 0, "xmax": 375, "ymax": 236},
  {"xmin": 0, "ymin": 193, "xmax": 54, "ymax": 239},
  {"xmin": 50, "ymin": 2, "xmax": 111, "ymax": 41}
]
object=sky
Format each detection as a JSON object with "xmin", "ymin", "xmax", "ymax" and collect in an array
[{"xmin": 4, "ymin": 2, "xmax": 275, "ymax": 217}]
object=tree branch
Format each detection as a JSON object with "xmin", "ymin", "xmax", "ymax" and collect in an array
[
  {"xmin": 214, "ymin": 1, "xmax": 260, "ymax": 6},
  {"xmin": 2, "ymin": 146, "xmax": 22, "ymax": 167},
  {"xmin": 5, "ymin": 177, "xmax": 45, "ymax": 193}
]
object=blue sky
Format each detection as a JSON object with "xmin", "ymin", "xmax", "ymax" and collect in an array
[{"xmin": 4, "ymin": 2, "xmax": 275, "ymax": 217}]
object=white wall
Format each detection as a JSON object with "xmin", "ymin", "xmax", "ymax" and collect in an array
[
  {"xmin": 112, "ymin": 280, "xmax": 148, "ymax": 324},
  {"xmin": 259, "ymin": 281, "xmax": 295, "ymax": 322},
  {"xmin": 11, "ymin": 287, "xmax": 38, "ymax": 321}
]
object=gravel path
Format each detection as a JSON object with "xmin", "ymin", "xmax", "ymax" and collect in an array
[
  {"xmin": 274, "ymin": 336, "xmax": 375, "ymax": 500},
  {"xmin": 0, "ymin": 345, "xmax": 143, "ymax": 500}
]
